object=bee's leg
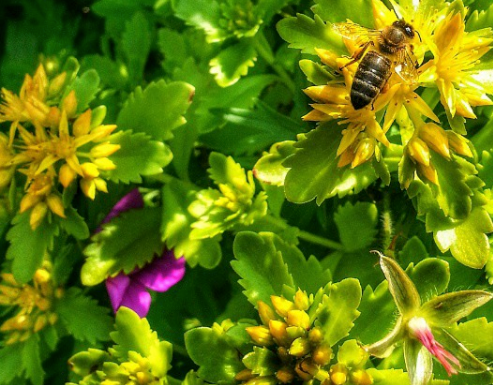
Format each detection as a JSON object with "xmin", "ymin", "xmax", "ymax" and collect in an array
[{"xmin": 339, "ymin": 41, "xmax": 374, "ymax": 70}]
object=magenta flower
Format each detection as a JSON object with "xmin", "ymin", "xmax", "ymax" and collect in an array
[
  {"xmin": 102, "ymin": 189, "xmax": 186, "ymax": 317},
  {"xmin": 408, "ymin": 317, "xmax": 461, "ymax": 376}
]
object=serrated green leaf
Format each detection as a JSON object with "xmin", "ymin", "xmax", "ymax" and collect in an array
[
  {"xmin": 334, "ymin": 202, "xmax": 378, "ymax": 252},
  {"xmin": 276, "ymin": 14, "xmax": 346, "ymax": 56},
  {"xmin": 299, "ymin": 59, "xmax": 336, "ymax": 85},
  {"xmin": 479, "ymin": 150, "xmax": 493, "ymax": 187},
  {"xmin": 121, "ymin": 12, "xmax": 151, "ymax": 84},
  {"xmin": 283, "ymin": 123, "xmax": 378, "ymax": 204},
  {"xmin": 64, "ymin": 70, "xmax": 100, "ymax": 113},
  {"xmin": 232, "ymin": 231, "xmax": 294, "ymax": 306},
  {"xmin": 399, "ymin": 236, "xmax": 429, "ymax": 266},
  {"xmin": 81, "ymin": 207, "xmax": 163, "ymax": 285},
  {"xmin": 254, "ymin": 141, "xmax": 296, "ymax": 186},
  {"xmin": 22, "ymin": 336, "xmax": 44, "ymax": 385},
  {"xmin": 58, "ymin": 206, "xmax": 90, "ymax": 240},
  {"xmin": 81, "ymin": 55, "xmax": 127, "ymax": 89},
  {"xmin": 161, "ymin": 182, "xmax": 222, "ymax": 269},
  {"xmin": 210, "ymin": 39, "xmax": 257, "ymax": 87},
  {"xmin": 6, "ymin": 212, "xmax": 58, "ymax": 284},
  {"xmin": 434, "ymin": 207, "xmax": 493, "ymax": 268},
  {"xmin": 407, "ymin": 258, "xmax": 450, "ymax": 303},
  {"xmin": 0, "ymin": 344, "xmax": 24, "ymax": 385},
  {"xmin": 56, "ymin": 287, "xmax": 113, "ymax": 344},
  {"xmin": 467, "ymin": 2, "xmax": 493, "ymax": 31},
  {"xmin": 117, "ymin": 80, "xmax": 194, "ymax": 141},
  {"xmin": 315, "ymin": 278, "xmax": 361, "ymax": 346},
  {"xmin": 449, "ymin": 318, "xmax": 493, "ymax": 361},
  {"xmin": 311, "ymin": 0, "xmax": 373, "ymax": 27},
  {"xmin": 243, "ymin": 346, "xmax": 277, "ymax": 376},
  {"xmin": 107, "ymin": 131, "xmax": 173, "ymax": 183},
  {"xmin": 185, "ymin": 325, "xmax": 245, "ymax": 384}
]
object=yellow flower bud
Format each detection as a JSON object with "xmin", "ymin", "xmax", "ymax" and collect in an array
[
  {"xmin": 235, "ymin": 369, "xmax": 255, "ymax": 382},
  {"xmin": 136, "ymin": 372, "xmax": 152, "ymax": 384},
  {"xmin": 330, "ymin": 364, "xmax": 348, "ymax": 385},
  {"xmin": 294, "ymin": 289, "xmax": 310, "ymax": 310},
  {"xmin": 48, "ymin": 313, "xmax": 58, "ymax": 325},
  {"xmin": 287, "ymin": 310, "xmax": 310, "ymax": 329},
  {"xmin": 80, "ymin": 179, "xmax": 96, "ymax": 200},
  {"xmin": 258, "ymin": 301, "xmax": 276, "ymax": 325},
  {"xmin": 289, "ymin": 337, "xmax": 311, "ymax": 357},
  {"xmin": 246, "ymin": 325, "xmax": 273, "ymax": 346},
  {"xmin": 244, "ymin": 376, "xmax": 277, "ymax": 385},
  {"xmin": 447, "ymin": 131, "xmax": 473, "ymax": 158},
  {"xmin": 419, "ymin": 123, "xmax": 450, "ymax": 159},
  {"xmin": 90, "ymin": 142, "xmax": 120, "ymax": 158},
  {"xmin": 91, "ymin": 124, "xmax": 117, "ymax": 140},
  {"xmin": 269, "ymin": 320, "xmax": 288, "ymax": 344},
  {"xmin": 20, "ymin": 193, "xmax": 41, "ymax": 213},
  {"xmin": 309, "ymin": 327, "xmax": 323, "ymax": 343},
  {"xmin": 5, "ymin": 332, "xmax": 21, "ymax": 345},
  {"xmin": 34, "ymin": 269, "xmax": 51, "ymax": 284},
  {"xmin": 92, "ymin": 157, "xmax": 116, "ymax": 171},
  {"xmin": 48, "ymin": 72, "xmax": 67, "ymax": 98},
  {"xmin": 295, "ymin": 358, "xmax": 318, "ymax": 381},
  {"xmin": 94, "ymin": 178, "xmax": 108, "ymax": 193},
  {"xmin": 30, "ymin": 202, "xmax": 48, "ymax": 229},
  {"xmin": 46, "ymin": 107, "xmax": 61, "ymax": 129},
  {"xmin": 408, "ymin": 137, "xmax": 431, "ymax": 166},
  {"xmin": 351, "ymin": 369, "xmax": 373, "ymax": 385},
  {"xmin": 313, "ymin": 344, "xmax": 332, "ymax": 366},
  {"xmin": 315, "ymin": 48, "xmax": 339, "ymax": 68},
  {"xmin": 81, "ymin": 162, "xmax": 100, "ymax": 179},
  {"xmin": 46, "ymin": 194, "xmax": 66, "ymax": 218},
  {"xmin": 276, "ymin": 367, "xmax": 295, "ymax": 384},
  {"xmin": 34, "ymin": 314, "xmax": 48, "ymax": 332},
  {"xmin": 417, "ymin": 163, "xmax": 438, "ymax": 185},
  {"xmin": 270, "ymin": 295, "xmax": 295, "ymax": 317},
  {"xmin": 62, "ymin": 90, "xmax": 78, "ymax": 119},
  {"xmin": 337, "ymin": 148, "xmax": 355, "ymax": 168},
  {"xmin": 59, "ymin": 163, "xmax": 77, "ymax": 188},
  {"xmin": 73, "ymin": 109, "xmax": 92, "ymax": 137},
  {"xmin": 352, "ymin": 138, "xmax": 375, "ymax": 168},
  {"xmin": 286, "ymin": 325, "xmax": 305, "ymax": 341}
]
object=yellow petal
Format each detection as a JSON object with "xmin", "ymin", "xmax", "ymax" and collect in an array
[
  {"xmin": 372, "ymin": 0, "xmax": 396, "ymax": 29},
  {"xmin": 81, "ymin": 162, "xmax": 100, "ymax": 179},
  {"xmin": 35, "ymin": 154, "xmax": 59, "ymax": 176},
  {"xmin": 92, "ymin": 157, "xmax": 116, "ymax": 171},
  {"xmin": 46, "ymin": 194, "xmax": 66, "ymax": 218},
  {"xmin": 419, "ymin": 123, "xmax": 450, "ymax": 159},
  {"xmin": 304, "ymin": 85, "xmax": 348, "ymax": 104},
  {"xmin": 408, "ymin": 94, "xmax": 440, "ymax": 123},
  {"xmin": 437, "ymin": 78, "xmax": 456, "ymax": 117},
  {"xmin": 315, "ymin": 48, "xmax": 339, "ymax": 69},
  {"xmin": 90, "ymin": 143, "xmax": 120, "ymax": 158},
  {"xmin": 366, "ymin": 119, "xmax": 389, "ymax": 147},
  {"xmin": 58, "ymin": 110, "xmax": 69, "ymax": 139},
  {"xmin": 62, "ymin": 90, "xmax": 77, "ymax": 119},
  {"xmin": 30, "ymin": 202, "xmax": 48, "ymax": 229},
  {"xmin": 302, "ymin": 109, "xmax": 332, "ymax": 121},
  {"xmin": 59, "ymin": 163, "xmax": 77, "ymax": 188},
  {"xmin": 383, "ymin": 99, "xmax": 402, "ymax": 132},
  {"xmin": 337, "ymin": 127, "xmax": 361, "ymax": 155},
  {"xmin": 408, "ymin": 137, "xmax": 431, "ymax": 166},
  {"xmin": 352, "ymin": 138, "xmax": 375, "ymax": 168},
  {"xmin": 80, "ymin": 179, "xmax": 96, "ymax": 200},
  {"xmin": 94, "ymin": 178, "xmax": 108, "ymax": 193}
]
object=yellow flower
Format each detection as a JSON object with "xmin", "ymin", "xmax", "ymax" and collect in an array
[
  {"xmin": 0, "ymin": 264, "xmax": 61, "ymax": 345},
  {"xmin": 423, "ymin": 12, "xmax": 493, "ymax": 118}
]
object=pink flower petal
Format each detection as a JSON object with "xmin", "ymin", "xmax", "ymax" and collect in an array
[
  {"xmin": 106, "ymin": 274, "xmax": 131, "ymax": 313},
  {"xmin": 134, "ymin": 250, "xmax": 186, "ymax": 292},
  {"xmin": 119, "ymin": 281, "xmax": 152, "ymax": 318}
]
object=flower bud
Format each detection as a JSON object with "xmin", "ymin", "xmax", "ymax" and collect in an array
[
  {"xmin": 271, "ymin": 295, "xmax": 295, "ymax": 317},
  {"xmin": 276, "ymin": 367, "xmax": 295, "ymax": 384},
  {"xmin": 73, "ymin": 109, "xmax": 92, "ymax": 137},
  {"xmin": 294, "ymin": 289, "xmax": 310, "ymax": 310},
  {"xmin": 289, "ymin": 337, "xmax": 311, "ymax": 357},
  {"xmin": 447, "ymin": 131, "xmax": 473, "ymax": 158},
  {"xmin": 48, "ymin": 72, "xmax": 67, "ymax": 97},
  {"xmin": 81, "ymin": 162, "xmax": 100, "ymax": 179},
  {"xmin": 94, "ymin": 178, "xmax": 108, "ymax": 193},
  {"xmin": 419, "ymin": 123, "xmax": 450, "ymax": 159},
  {"xmin": 286, "ymin": 325, "xmax": 305, "ymax": 341},
  {"xmin": 244, "ymin": 376, "xmax": 277, "ymax": 385},
  {"xmin": 62, "ymin": 90, "xmax": 77, "ymax": 118},
  {"xmin": 337, "ymin": 148, "xmax": 355, "ymax": 168},
  {"xmin": 351, "ymin": 369, "xmax": 373, "ymax": 385},
  {"xmin": 20, "ymin": 193, "xmax": 41, "ymax": 213},
  {"xmin": 315, "ymin": 48, "xmax": 339, "ymax": 68},
  {"xmin": 330, "ymin": 363, "xmax": 348, "ymax": 385},
  {"xmin": 309, "ymin": 327, "xmax": 323, "ymax": 343},
  {"xmin": 80, "ymin": 179, "xmax": 96, "ymax": 200},
  {"xmin": 30, "ymin": 202, "xmax": 48, "ymax": 229},
  {"xmin": 295, "ymin": 358, "xmax": 318, "ymax": 381},
  {"xmin": 236, "ymin": 369, "xmax": 255, "ymax": 382},
  {"xmin": 246, "ymin": 325, "xmax": 273, "ymax": 346},
  {"xmin": 287, "ymin": 310, "xmax": 310, "ymax": 329},
  {"xmin": 59, "ymin": 164, "xmax": 77, "ymax": 187},
  {"xmin": 269, "ymin": 320, "xmax": 288, "ymax": 344},
  {"xmin": 408, "ymin": 137, "xmax": 431, "ymax": 166},
  {"xmin": 92, "ymin": 157, "xmax": 116, "ymax": 171},
  {"xmin": 313, "ymin": 344, "xmax": 332, "ymax": 366},
  {"xmin": 34, "ymin": 269, "xmax": 51, "ymax": 284},
  {"xmin": 258, "ymin": 301, "xmax": 276, "ymax": 325},
  {"xmin": 417, "ymin": 163, "xmax": 438, "ymax": 185},
  {"xmin": 90, "ymin": 142, "xmax": 120, "ymax": 158},
  {"xmin": 46, "ymin": 194, "xmax": 66, "ymax": 218},
  {"xmin": 34, "ymin": 314, "xmax": 47, "ymax": 332},
  {"xmin": 352, "ymin": 138, "xmax": 375, "ymax": 168}
]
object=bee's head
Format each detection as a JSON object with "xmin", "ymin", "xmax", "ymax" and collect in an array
[{"xmin": 393, "ymin": 20, "xmax": 415, "ymax": 39}]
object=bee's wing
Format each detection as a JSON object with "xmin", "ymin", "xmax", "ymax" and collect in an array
[
  {"xmin": 395, "ymin": 47, "xmax": 419, "ymax": 83},
  {"xmin": 332, "ymin": 22, "xmax": 381, "ymax": 45}
]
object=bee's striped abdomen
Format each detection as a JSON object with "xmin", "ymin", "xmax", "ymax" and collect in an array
[{"xmin": 350, "ymin": 51, "xmax": 392, "ymax": 110}]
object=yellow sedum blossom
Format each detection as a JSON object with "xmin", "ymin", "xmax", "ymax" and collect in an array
[{"xmin": 0, "ymin": 263, "xmax": 61, "ymax": 345}]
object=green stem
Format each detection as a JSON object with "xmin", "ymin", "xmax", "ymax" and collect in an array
[
  {"xmin": 263, "ymin": 214, "xmax": 344, "ymax": 250},
  {"xmin": 254, "ymin": 32, "xmax": 296, "ymax": 93},
  {"xmin": 381, "ymin": 192, "xmax": 394, "ymax": 257}
]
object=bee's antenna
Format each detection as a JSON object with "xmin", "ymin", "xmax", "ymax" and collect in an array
[{"xmin": 416, "ymin": 30, "xmax": 422, "ymax": 42}]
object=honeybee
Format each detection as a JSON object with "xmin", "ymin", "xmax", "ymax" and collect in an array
[{"xmin": 333, "ymin": 20, "xmax": 419, "ymax": 110}]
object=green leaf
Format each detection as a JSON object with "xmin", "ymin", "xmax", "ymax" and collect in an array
[
  {"xmin": 276, "ymin": 14, "xmax": 346, "ymax": 56},
  {"xmin": 68, "ymin": 349, "xmax": 109, "ymax": 377},
  {"xmin": 81, "ymin": 55, "xmax": 127, "ymax": 89},
  {"xmin": 185, "ymin": 325, "xmax": 245, "ymax": 384},
  {"xmin": 81, "ymin": 207, "xmax": 163, "ymax": 285},
  {"xmin": 0, "ymin": 344, "xmax": 24, "ymax": 385},
  {"xmin": 315, "ymin": 278, "xmax": 362, "ymax": 346},
  {"xmin": 243, "ymin": 346, "xmax": 278, "ymax": 376},
  {"xmin": 299, "ymin": 59, "xmax": 336, "ymax": 85},
  {"xmin": 121, "ymin": 12, "xmax": 151, "ymax": 84},
  {"xmin": 22, "ymin": 336, "xmax": 44, "ymax": 385},
  {"xmin": 117, "ymin": 80, "xmax": 194, "ymax": 141},
  {"xmin": 107, "ymin": 130, "xmax": 173, "ymax": 183},
  {"xmin": 366, "ymin": 368, "xmax": 411, "ymax": 385},
  {"xmin": 311, "ymin": 0, "xmax": 373, "ymax": 27},
  {"xmin": 210, "ymin": 39, "xmax": 257, "ymax": 87},
  {"xmin": 56, "ymin": 287, "xmax": 113, "ymax": 344},
  {"xmin": 479, "ymin": 150, "xmax": 493, "ymax": 187},
  {"xmin": 434, "ymin": 207, "xmax": 493, "ymax": 269},
  {"xmin": 173, "ymin": 0, "xmax": 226, "ymax": 43},
  {"xmin": 399, "ymin": 236, "xmax": 429, "ymax": 266},
  {"xmin": 407, "ymin": 258, "xmax": 450, "ymax": 303},
  {"xmin": 6, "ymin": 212, "xmax": 58, "ymax": 284},
  {"xmin": 58, "ymin": 206, "xmax": 90, "ymax": 240},
  {"xmin": 334, "ymin": 202, "xmax": 378, "ymax": 252},
  {"xmin": 161, "ymin": 182, "xmax": 222, "ymax": 269},
  {"xmin": 64, "ymin": 69, "xmax": 100, "ymax": 113},
  {"xmin": 421, "ymin": 290, "xmax": 493, "ymax": 327},
  {"xmin": 283, "ymin": 123, "xmax": 377, "ymax": 204},
  {"xmin": 232, "ymin": 231, "xmax": 294, "ymax": 306},
  {"xmin": 467, "ymin": 2, "xmax": 493, "ymax": 30},
  {"xmin": 254, "ymin": 141, "xmax": 296, "ymax": 186},
  {"xmin": 449, "ymin": 318, "xmax": 493, "ymax": 361},
  {"xmin": 337, "ymin": 339, "xmax": 369, "ymax": 367}
]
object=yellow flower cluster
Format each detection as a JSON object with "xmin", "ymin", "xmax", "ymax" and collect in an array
[
  {"xmin": 237, "ymin": 290, "xmax": 373, "ymax": 385},
  {"xmin": 0, "ymin": 64, "xmax": 120, "ymax": 229},
  {"xmin": 98, "ymin": 351, "xmax": 161, "ymax": 385},
  {"xmin": 0, "ymin": 264, "xmax": 61, "ymax": 345},
  {"xmin": 303, "ymin": 0, "xmax": 491, "ymax": 182}
]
